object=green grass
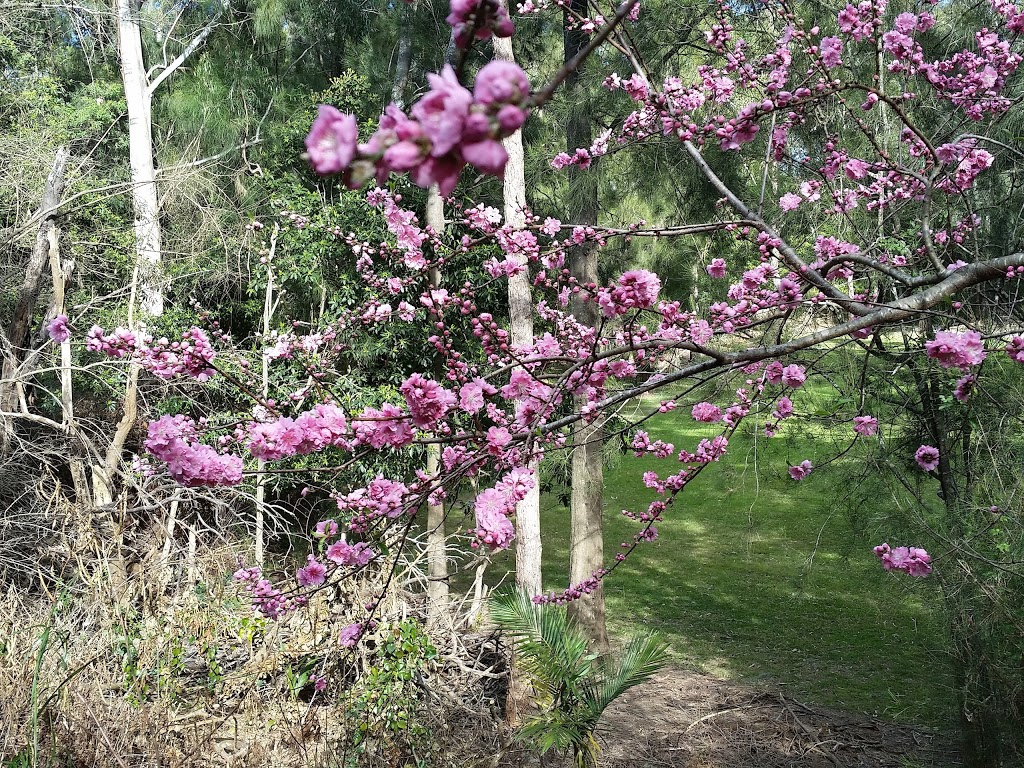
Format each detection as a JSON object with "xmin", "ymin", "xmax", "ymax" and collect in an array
[{"xmin": 470, "ymin": 399, "xmax": 954, "ymax": 730}]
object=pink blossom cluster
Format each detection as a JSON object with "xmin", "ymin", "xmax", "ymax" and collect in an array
[
  {"xmin": 145, "ymin": 415, "xmax": 243, "ymax": 487},
  {"xmin": 471, "ymin": 468, "xmax": 536, "ymax": 550},
  {"xmin": 339, "ymin": 622, "xmax": 363, "ymax": 647},
  {"xmin": 935, "ymin": 141, "xmax": 995, "ymax": 192},
  {"xmin": 925, "ymin": 331, "xmax": 986, "ymax": 369},
  {"xmin": 594, "ymin": 269, "xmax": 662, "ymax": 317},
  {"xmin": 46, "ymin": 314, "xmax": 71, "ymax": 343},
  {"xmin": 234, "ymin": 565, "xmax": 301, "ymax": 619},
  {"xmin": 990, "ymin": 0, "xmax": 1024, "ymax": 33},
  {"xmin": 532, "ymin": 567, "xmax": 609, "ymax": 605},
  {"xmin": 837, "ymin": 0, "xmax": 886, "ymax": 42},
  {"xmin": 446, "ymin": 0, "xmax": 514, "ymax": 49},
  {"xmin": 369, "ymin": 188, "xmax": 428, "ymax": 269},
  {"xmin": 921, "ymin": 30, "xmax": 1021, "ymax": 120},
  {"xmin": 306, "ymin": 61, "xmax": 531, "ymax": 195},
  {"xmin": 788, "ymin": 460, "xmax": 813, "ymax": 480},
  {"xmin": 296, "ymin": 555, "xmax": 328, "ymax": 587},
  {"xmin": 400, "ymin": 373, "xmax": 457, "ymax": 429},
  {"xmin": 87, "ymin": 325, "xmax": 218, "ymax": 381},
  {"xmin": 327, "ymin": 539, "xmax": 376, "ymax": 567},
  {"xmin": 691, "ymin": 402, "xmax": 723, "ymax": 423},
  {"xmin": 1004, "ymin": 335, "xmax": 1024, "ymax": 362},
  {"xmin": 853, "ymin": 415, "xmax": 878, "ymax": 436},
  {"xmin": 247, "ymin": 403, "xmax": 352, "ymax": 461},
  {"xmin": 819, "ymin": 36, "xmax": 843, "ymax": 69},
  {"xmin": 915, "ymin": 444, "xmax": 940, "ymax": 472},
  {"xmin": 337, "ymin": 475, "xmax": 411, "ymax": 529},
  {"xmin": 764, "ymin": 361, "xmax": 807, "ymax": 388},
  {"xmin": 352, "ymin": 403, "xmax": 415, "ymax": 449},
  {"xmin": 954, "ymin": 374, "xmax": 977, "ymax": 402},
  {"xmin": 631, "ymin": 430, "xmax": 674, "ymax": 458},
  {"xmin": 873, "ymin": 543, "xmax": 933, "ymax": 577}
]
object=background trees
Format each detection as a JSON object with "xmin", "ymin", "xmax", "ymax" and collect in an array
[{"xmin": 3, "ymin": 0, "xmax": 1024, "ymax": 765}]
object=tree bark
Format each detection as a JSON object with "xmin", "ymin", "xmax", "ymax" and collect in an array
[
  {"xmin": 493, "ymin": 24, "xmax": 543, "ymax": 597},
  {"xmin": 425, "ymin": 186, "xmax": 450, "ymax": 621},
  {"xmin": 564, "ymin": 0, "xmax": 608, "ymax": 653},
  {"xmin": 117, "ymin": 0, "xmax": 163, "ymax": 318},
  {"xmin": 390, "ymin": 1, "xmax": 415, "ymax": 109},
  {"xmin": 0, "ymin": 146, "xmax": 69, "ymax": 448}
]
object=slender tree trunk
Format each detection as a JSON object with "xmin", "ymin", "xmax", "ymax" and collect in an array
[
  {"xmin": 254, "ymin": 224, "xmax": 279, "ymax": 564},
  {"xmin": 494, "ymin": 24, "xmax": 542, "ymax": 597},
  {"xmin": 563, "ymin": 0, "xmax": 608, "ymax": 653},
  {"xmin": 117, "ymin": 0, "xmax": 163, "ymax": 318},
  {"xmin": 425, "ymin": 186, "xmax": 450, "ymax": 621},
  {"xmin": 390, "ymin": 1, "xmax": 415, "ymax": 109},
  {"xmin": 0, "ymin": 146, "xmax": 69, "ymax": 448},
  {"xmin": 47, "ymin": 227, "xmax": 74, "ymax": 425},
  {"xmin": 907, "ymin": 346, "xmax": 1005, "ymax": 765}
]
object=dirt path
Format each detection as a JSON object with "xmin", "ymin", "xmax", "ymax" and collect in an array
[{"xmin": 594, "ymin": 666, "xmax": 958, "ymax": 768}]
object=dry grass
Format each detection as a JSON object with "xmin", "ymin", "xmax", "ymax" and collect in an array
[{"xmin": 0, "ymin": 532, "xmax": 513, "ymax": 768}]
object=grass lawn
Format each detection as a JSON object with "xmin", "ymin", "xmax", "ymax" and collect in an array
[{"xmin": 473, "ymin": 396, "xmax": 954, "ymax": 730}]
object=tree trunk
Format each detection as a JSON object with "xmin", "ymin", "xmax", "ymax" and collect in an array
[
  {"xmin": 425, "ymin": 186, "xmax": 450, "ymax": 622},
  {"xmin": 390, "ymin": 1, "xmax": 415, "ymax": 108},
  {"xmin": 563, "ymin": 0, "xmax": 608, "ymax": 653},
  {"xmin": 908, "ymin": 345, "xmax": 1006, "ymax": 765},
  {"xmin": 47, "ymin": 227, "xmax": 74, "ymax": 425},
  {"xmin": 493, "ymin": 24, "xmax": 543, "ymax": 597},
  {"xmin": 117, "ymin": 0, "xmax": 163, "ymax": 318},
  {"xmin": 0, "ymin": 146, "xmax": 68, "ymax": 448},
  {"xmin": 948, "ymin": 584, "xmax": 1003, "ymax": 768}
]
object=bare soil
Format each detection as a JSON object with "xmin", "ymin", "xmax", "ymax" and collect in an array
[{"xmin": 591, "ymin": 666, "xmax": 958, "ymax": 768}]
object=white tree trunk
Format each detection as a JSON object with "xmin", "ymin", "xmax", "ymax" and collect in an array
[
  {"xmin": 425, "ymin": 186, "xmax": 450, "ymax": 621},
  {"xmin": 494, "ymin": 27, "xmax": 543, "ymax": 597},
  {"xmin": 564, "ymin": 0, "xmax": 608, "ymax": 652},
  {"xmin": 117, "ymin": 0, "xmax": 163, "ymax": 318}
]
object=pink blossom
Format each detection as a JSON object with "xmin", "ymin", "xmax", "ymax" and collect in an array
[
  {"xmin": 788, "ymin": 460, "xmax": 813, "ymax": 480},
  {"xmin": 707, "ymin": 258, "xmax": 727, "ymax": 278},
  {"xmin": 853, "ymin": 415, "xmax": 878, "ymax": 436},
  {"xmin": 46, "ymin": 314, "xmax": 70, "ymax": 343},
  {"xmin": 339, "ymin": 623, "xmax": 363, "ymax": 647},
  {"xmin": 472, "ymin": 488, "xmax": 516, "ymax": 549},
  {"xmin": 306, "ymin": 106, "xmax": 358, "ymax": 175},
  {"xmin": 954, "ymin": 374, "xmax": 976, "ymax": 401},
  {"xmin": 296, "ymin": 555, "xmax": 327, "ymax": 587},
  {"xmin": 1004, "ymin": 335, "xmax": 1024, "ymax": 362},
  {"xmin": 352, "ymin": 404, "xmax": 415, "ymax": 449},
  {"xmin": 691, "ymin": 402, "xmax": 723, "ymax": 422},
  {"xmin": 326, "ymin": 540, "xmax": 375, "ymax": 567},
  {"xmin": 400, "ymin": 373, "xmax": 457, "ymax": 429},
  {"xmin": 314, "ymin": 520, "xmax": 339, "ymax": 538},
  {"xmin": 447, "ymin": 0, "xmax": 515, "ymax": 48},
  {"xmin": 459, "ymin": 377, "xmax": 497, "ymax": 413},
  {"xmin": 145, "ymin": 415, "xmax": 242, "ymax": 487},
  {"xmin": 925, "ymin": 330, "xmax": 986, "ymax": 369},
  {"xmin": 779, "ymin": 193, "xmax": 802, "ymax": 211},
  {"xmin": 411, "ymin": 65, "xmax": 473, "ymax": 157},
  {"xmin": 781, "ymin": 364, "xmax": 806, "ymax": 388},
  {"xmin": 874, "ymin": 543, "xmax": 932, "ymax": 577},
  {"xmin": 473, "ymin": 61, "xmax": 530, "ymax": 106},
  {"xmin": 615, "ymin": 269, "xmax": 662, "ymax": 310},
  {"xmin": 773, "ymin": 396, "xmax": 794, "ymax": 419},
  {"xmin": 820, "ymin": 36, "xmax": 843, "ymax": 68},
  {"xmin": 915, "ymin": 444, "xmax": 940, "ymax": 472}
]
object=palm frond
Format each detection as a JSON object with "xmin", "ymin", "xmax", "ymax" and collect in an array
[
  {"xmin": 491, "ymin": 590, "xmax": 669, "ymax": 767},
  {"xmin": 592, "ymin": 633, "xmax": 670, "ymax": 715}
]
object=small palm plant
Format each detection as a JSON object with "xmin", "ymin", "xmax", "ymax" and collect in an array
[{"xmin": 491, "ymin": 590, "xmax": 669, "ymax": 767}]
